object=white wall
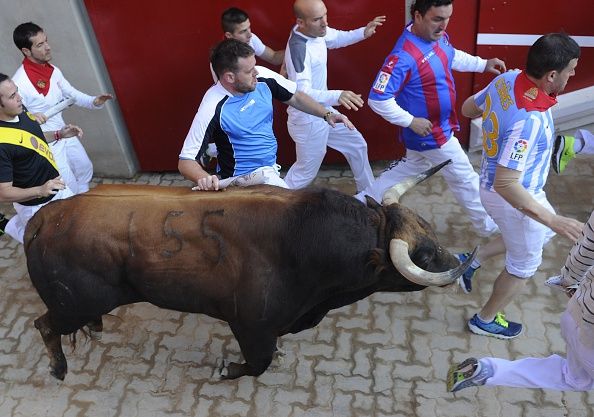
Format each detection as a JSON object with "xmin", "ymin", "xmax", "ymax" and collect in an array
[{"xmin": 0, "ymin": 0, "xmax": 137, "ymax": 177}]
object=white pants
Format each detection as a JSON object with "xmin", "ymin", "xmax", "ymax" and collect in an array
[
  {"xmin": 483, "ymin": 310, "xmax": 594, "ymax": 391},
  {"xmin": 51, "ymin": 139, "xmax": 78, "ymax": 194},
  {"xmin": 5, "ymin": 187, "xmax": 74, "ymax": 244},
  {"xmin": 284, "ymin": 119, "xmax": 374, "ymax": 192},
  {"xmin": 575, "ymin": 129, "xmax": 594, "ymax": 154},
  {"xmin": 51, "ymin": 136, "xmax": 93, "ymax": 194},
  {"xmin": 480, "ymin": 188, "xmax": 555, "ymax": 278},
  {"xmin": 355, "ymin": 137, "xmax": 497, "ymax": 236}
]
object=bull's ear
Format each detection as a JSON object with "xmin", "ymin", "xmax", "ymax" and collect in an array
[{"xmin": 365, "ymin": 195, "xmax": 381, "ymax": 209}]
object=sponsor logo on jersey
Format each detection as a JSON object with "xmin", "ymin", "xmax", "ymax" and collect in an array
[
  {"xmin": 373, "ymin": 71, "xmax": 391, "ymax": 93},
  {"xmin": 421, "ymin": 51, "xmax": 435, "ymax": 65},
  {"xmin": 523, "ymin": 87, "xmax": 538, "ymax": 101},
  {"xmin": 240, "ymin": 99, "xmax": 256, "ymax": 112},
  {"xmin": 509, "ymin": 139, "xmax": 528, "ymax": 161}
]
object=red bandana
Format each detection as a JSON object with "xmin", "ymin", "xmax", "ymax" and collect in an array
[
  {"xmin": 22, "ymin": 58, "xmax": 54, "ymax": 96},
  {"xmin": 513, "ymin": 71, "xmax": 557, "ymax": 112}
]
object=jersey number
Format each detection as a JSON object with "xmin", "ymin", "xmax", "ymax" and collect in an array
[{"xmin": 482, "ymin": 94, "xmax": 499, "ymax": 158}]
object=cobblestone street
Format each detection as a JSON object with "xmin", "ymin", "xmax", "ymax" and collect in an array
[{"xmin": 0, "ymin": 158, "xmax": 593, "ymax": 417}]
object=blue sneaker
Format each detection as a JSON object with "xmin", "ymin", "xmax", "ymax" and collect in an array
[
  {"xmin": 456, "ymin": 252, "xmax": 478, "ymax": 294},
  {"xmin": 468, "ymin": 312, "xmax": 522, "ymax": 339},
  {"xmin": 447, "ymin": 357, "xmax": 494, "ymax": 392}
]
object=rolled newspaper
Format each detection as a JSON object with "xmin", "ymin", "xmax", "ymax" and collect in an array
[
  {"xmin": 192, "ymin": 169, "xmax": 269, "ymax": 191},
  {"xmin": 44, "ymin": 97, "xmax": 75, "ymax": 119}
]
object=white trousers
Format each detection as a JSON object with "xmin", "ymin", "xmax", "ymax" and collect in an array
[
  {"xmin": 51, "ymin": 136, "xmax": 93, "ymax": 194},
  {"xmin": 355, "ymin": 137, "xmax": 497, "ymax": 236},
  {"xmin": 480, "ymin": 188, "xmax": 555, "ymax": 278},
  {"xmin": 483, "ymin": 310, "xmax": 594, "ymax": 391},
  {"xmin": 575, "ymin": 129, "xmax": 594, "ymax": 154},
  {"xmin": 5, "ymin": 187, "xmax": 74, "ymax": 244},
  {"xmin": 284, "ymin": 119, "xmax": 374, "ymax": 192}
]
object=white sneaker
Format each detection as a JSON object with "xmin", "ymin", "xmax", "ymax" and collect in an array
[{"xmin": 545, "ymin": 275, "xmax": 579, "ymax": 293}]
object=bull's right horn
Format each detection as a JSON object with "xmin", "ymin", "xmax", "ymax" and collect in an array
[
  {"xmin": 389, "ymin": 239, "xmax": 478, "ymax": 286},
  {"xmin": 382, "ymin": 159, "xmax": 452, "ymax": 205}
]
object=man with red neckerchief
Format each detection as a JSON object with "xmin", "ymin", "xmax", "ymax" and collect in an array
[
  {"xmin": 458, "ymin": 33, "xmax": 584, "ymax": 340},
  {"xmin": 12, "ymin": 22, "xmax": 112, "ymax": 194}
]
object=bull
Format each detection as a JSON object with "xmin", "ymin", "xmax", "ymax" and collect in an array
[{"xmin": 24, "ymin": 161, "xmax": 474, "ymax": 380}]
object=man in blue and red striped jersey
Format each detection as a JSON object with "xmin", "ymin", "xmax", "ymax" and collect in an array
[{"xmin": 355, "ymin": 0, "xmax": 504, "ymax": 239}]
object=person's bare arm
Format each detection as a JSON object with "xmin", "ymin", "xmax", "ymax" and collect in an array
[
  {"xmin": 461, "ymin": 95, "xmax": 483, "ymax": 119},
  {"xmin": 494, "ymin": 165, "xmax": 583, "ymax": 240},
  {"xmin": 178, "ymin": 159, "xmax": 220, "ymax": 191},
  {"xmin": 42, "ymin": 124, "xmax": 84, "ymax": 143},
  {"xmin": 0, "ymin": 177, "xmax": 65, "ymax": 203},
  {"xmin": 259, "ymin": 46, "xmax": 285, "ymax": 66},
  {"xmin": 286, "ymin": 91, "xmax": 355, "ymax": 129}
]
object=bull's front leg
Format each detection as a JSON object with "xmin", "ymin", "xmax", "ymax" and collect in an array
[
  {"xmin": 34, "ymin": 312, "xmax": 68, "ymax": 380},
  {"xmin": 217, "ymin": 324, "xmax": 278, "ymax": 379}
]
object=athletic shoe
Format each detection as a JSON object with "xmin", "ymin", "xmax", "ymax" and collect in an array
[
  {"xmin": 456, "ymin": 252, "xmax": 478, "ymax": 294},
  {"xmin": 447, "ymin": 357, "xmax": 494, "ymax": 392},
  {"xmin": 552, "ymin": 135, "xmax": 576, "ymax": 174},
  {"xmin": 0, "ymin": 213, "xmax": 8, "ymax": 236},
  {"xmin": 468, "ymin": 312, "xmax": 522, "ymax": 339},
  {"xmin": 545, "ymin": 275, "xmax": 579, "ymax": 293}
]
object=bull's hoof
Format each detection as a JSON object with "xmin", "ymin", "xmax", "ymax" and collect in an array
[
  {"xmin": 49, "ymin": 363, "xmax": 67, "ymax": 381},
  {"xmin": 271, "ymin": 347, "xmax": 286, "ymax": 367}
]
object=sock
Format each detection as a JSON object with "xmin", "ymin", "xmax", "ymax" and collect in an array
[{"xmin": 476, "ymin": 313, "xmax": 493, "ymax": 323}]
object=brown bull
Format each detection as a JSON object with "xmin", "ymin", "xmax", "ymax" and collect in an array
[{"xmin": 24, "ymin": 161, "xmax": 474, "ymax": 380}]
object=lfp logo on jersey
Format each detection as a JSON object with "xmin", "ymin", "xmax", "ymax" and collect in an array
[{"xmin": 509, "ymin": 139, "xmax": 528, "ymax": 161}]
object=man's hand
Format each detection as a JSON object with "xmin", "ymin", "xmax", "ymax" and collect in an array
[
  {"xmin": 93, "ymin": 93, "xmax": 113, "ymax": 107},
  {"xmin": 364, "ymin": 16, "xmax": 386, "ymax": 38},
  {"xmin": 41, "ymin": 176, "xmax": 66, "ymax": 196},
  {"xmin": 485, "ymin": 58, "xmax": 506, "ymax": 75},
  {"xmin": 409, "ymin": 117, "xmax": 433, "ymax": 136},
  {"xmin": 326, "ymin": 113, "xmax": 355, "ymax": 130},
  {"xmin": 338, "ymin": 91, "xmax": 364, "ymax": 111},
  {"xmin": 33, "ymin": 112, "xmax": 48, "ymax": 124},
  {"xmin": 549, "ymin": 215, "xmax": 584, "ymax": 242},
  {"xmin": 192, "ymin": 174, "xmax": 220, "ymax": 191},
  {"xmin": 60, "ymin": 124, "xmax": 84, "ymax": 139}
]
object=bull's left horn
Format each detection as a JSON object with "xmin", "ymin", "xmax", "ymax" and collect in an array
[
  {"xmin": 382, "ymin": 159, "xmax": 452, "ymax": 205},
  {"xmin": 388, "ymin": 239, "xmax": 478, "ymax": 286}
]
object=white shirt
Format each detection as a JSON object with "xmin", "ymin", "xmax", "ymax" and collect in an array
[
  {"xmin": 12, "ymin": 63, "xmax": 100, "ymax": 132},
  {"xmin": 284, "ymin": 25, "xmax": 365, "ymax": 124}
]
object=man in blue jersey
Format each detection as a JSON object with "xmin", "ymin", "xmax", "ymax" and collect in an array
[
  {"xmin": 178, "ymin": 39, "xmax": 354, "ymax": 191},
  {"xmin": 459, "ymin": 33, "xmax": 583, "ymax": 339},
  {"xmin": 356, "ymin": 0, "xmax": 504, "ymax": 240}
]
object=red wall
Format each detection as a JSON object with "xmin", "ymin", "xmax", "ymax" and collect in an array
[
  {"xmin": 474, "ymin": 1, "xmax": 594, "ymax": 93},
  {"xmin": 84, "ymin": 1, "xmax": 594, "ymax": 171}
]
